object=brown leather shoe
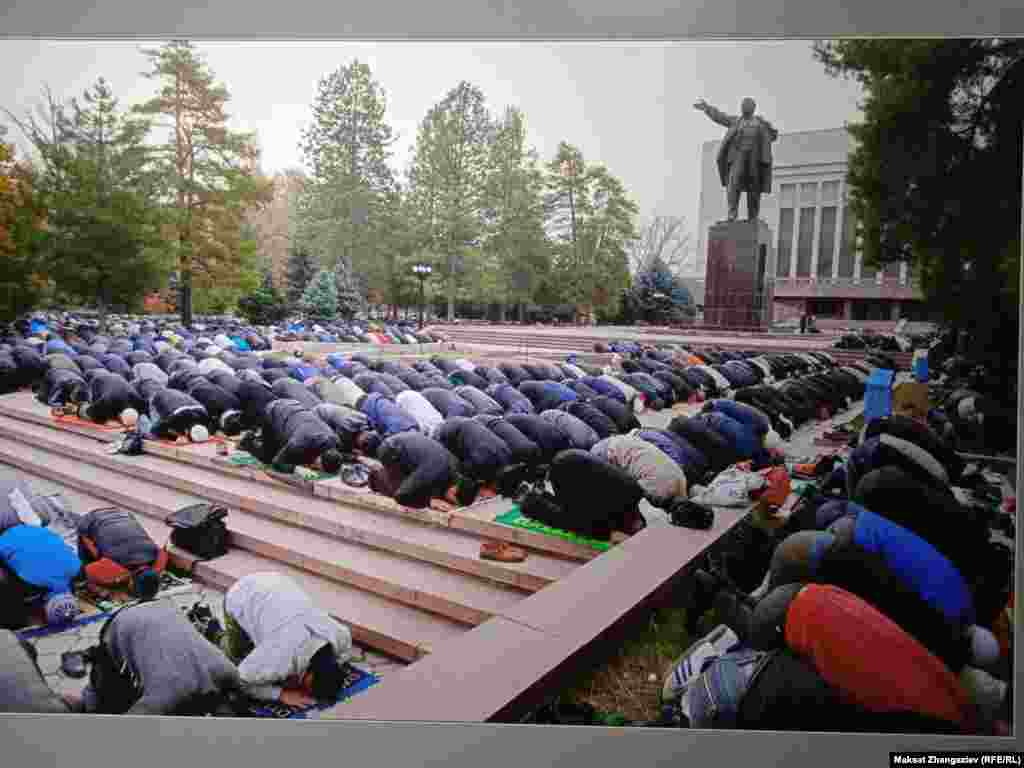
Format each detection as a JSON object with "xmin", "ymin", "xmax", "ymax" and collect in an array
[{"xmin": 480, "ymin": 541, "xmax": 527, "ymax": 563}]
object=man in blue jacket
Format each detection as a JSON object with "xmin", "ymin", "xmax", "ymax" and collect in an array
[
  {"xmin": 358, "ymin": 392, "xmax": 420, "ymax": 439},
  {"xmin": 0, "ymin": 525, "xmax": 82, "ymax": 629},
  {"xmin": 486, "ymin": 384, "xmax": 536, "ymax": 415}
]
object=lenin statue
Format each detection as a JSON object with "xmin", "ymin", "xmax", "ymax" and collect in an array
[{"xmin": 695, "ymin": 97, "xmax": 779, "ymax": 222}]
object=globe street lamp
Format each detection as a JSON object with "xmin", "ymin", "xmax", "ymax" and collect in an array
[{"xmin": 412, "ymin": 263, "xmax": 433, "ymax": 329}]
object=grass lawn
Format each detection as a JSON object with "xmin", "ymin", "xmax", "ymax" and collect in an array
[{"xmin": 557, "ymin": 600, "xmax": 720, "ymax": 724}]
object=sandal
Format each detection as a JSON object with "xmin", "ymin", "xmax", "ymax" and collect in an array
[{"xmin": 480, "ymin": 541, "xmax": 527, "ymax": 563}]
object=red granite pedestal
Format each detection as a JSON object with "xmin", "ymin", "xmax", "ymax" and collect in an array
[{"xmin": 703, "ymin": 219, "xmax": 775, "ymax": 330}]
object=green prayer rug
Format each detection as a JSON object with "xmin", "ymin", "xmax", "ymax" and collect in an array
[{"xmin": 494, "ymin": 506, "xmax": 611, "ymax": 552}]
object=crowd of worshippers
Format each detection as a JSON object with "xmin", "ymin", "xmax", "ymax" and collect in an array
[
  {"xmin": 654, "ymin": 408, "xmax": 1015, "ymax": 736},
  {"xmin": 0, "ymin": 325, "xmax": 1017, "ymax": 733},
  {"xmin": 2, "ymin": 534, "xmax": 357, "ymax": 718},
  {"xmin": 1, "ymin": 322, "xmax": 882, "ymax": 548}
]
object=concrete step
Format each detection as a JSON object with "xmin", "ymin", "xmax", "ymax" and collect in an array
[
  {"xmin": 0, "ymin": 415, "xmax": 577, "ymax": 593},
  {"xmin": 0, "ymin": 441, "xmax": 470, "ymax": 662},
  {"xmin": 184, "ymin": 547, "xmax": 466, "ymax": 662},
  {"xmin": 0, "ymin": 431, "xmax": 531, "ymax": 627},
  {"xmin": 0, "ymin": 395, "xmax": 599, "ymax": 564}
]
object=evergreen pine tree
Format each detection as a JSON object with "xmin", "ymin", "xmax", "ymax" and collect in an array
[
  {"xmin": 334, "ymin": 257, "xmax": 363, "ymax": 320},
  {"xmin": 301, "ymin": 268, "xmax": 338, "ymax": 322},
  {"xmin": 286, "ymin": 248, "xmax": 317, "ymax": 306}
]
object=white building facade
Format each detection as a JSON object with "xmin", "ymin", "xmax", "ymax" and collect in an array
[{"xmin": 695, "ymin": 127, "xmax": 927, "ymax": 323}]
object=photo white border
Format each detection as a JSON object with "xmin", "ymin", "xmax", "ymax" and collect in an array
[{"xmin": 0, "ymin": 1, "xmax": 1021, "ymax": 763}]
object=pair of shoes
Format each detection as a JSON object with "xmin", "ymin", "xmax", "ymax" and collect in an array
[{"xmin": 480, "ymin": 540, "xmax": 527, "ymax": 563}]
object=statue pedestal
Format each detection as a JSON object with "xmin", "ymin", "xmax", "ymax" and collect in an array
[{"xmin": 702, "ymin": 219, "xmax": 775, "ymax": 330}]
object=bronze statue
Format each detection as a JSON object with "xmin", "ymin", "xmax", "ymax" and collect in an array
[{"xmin": 695, "ymin": 97, "xmax": 779, "ymax": 222}]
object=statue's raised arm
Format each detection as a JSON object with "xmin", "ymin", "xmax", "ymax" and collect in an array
[{"xmin": 694, "ymin": 99, "xmax": 737, "ymax": 128}]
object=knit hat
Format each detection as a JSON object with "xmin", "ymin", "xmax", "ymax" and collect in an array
[
  {"xmin": 769, "ymin": 531, "xmax": 835, "ymax": 589},
  {"xmin": 45, "ymin": 592, "xmax": 80, "ymax": 626},
  {"xmin": 189, "ymin": 424, "xmax": 210, "ymax": 443},
  {"xmin": 120, "ymin": 408, "xmax": 139, "ymax": 427}
]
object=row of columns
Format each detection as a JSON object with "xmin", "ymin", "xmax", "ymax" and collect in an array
[{"xmin": 780, "ymin": 178, "xmax": 909, "ymax": 284}]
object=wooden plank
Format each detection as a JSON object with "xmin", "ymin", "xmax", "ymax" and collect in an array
[
  {"xmin": 496, "ymin": 506, "xmax": 749, "ymax": 639},
  {"xmin": 0, "ymin": 433, "xmax": 529, "ymax": 627},
  {"xmin": 0, "ymin": 393, "xmax": 598, "ymax": 562},
  {"xmin": 337, "ymin": 520, "xmax": 742, "ymax": 723},
  {"xmin": 0, "ymin": 416, "xmax": 577, "ymax": 592},
  {"xmin": 188, "ymin": 548, "xmax": 466, "ymax": 663}
]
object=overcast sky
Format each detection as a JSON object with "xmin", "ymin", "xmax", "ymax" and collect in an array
[{"xmin": 0, "ymin": 40, "xmax": 865, "ymax": 243}]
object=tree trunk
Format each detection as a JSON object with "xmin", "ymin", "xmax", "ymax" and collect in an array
[
  {"xmin": 446, "ymin": 253, "xmax": 456, "ymax": 322},
  {"xmin": 180, "ymin": 269, "xmax": 193, "ymax": 328}
]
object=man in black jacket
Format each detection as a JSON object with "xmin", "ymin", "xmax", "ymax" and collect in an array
[
  {"xmin": 183, "ymin": 377, "xmax": 245, "ymax": 436},
  {"xmin": 557, "ymin": 400, "xmax": 619, "ymax": 440},
  {"xmin": 142, "ymin": 385, "xmax": 212, "ymax": 443},
  {"xmin": 272, "ymin": 377, "xmax": 323, "ymax": 410},
  {"xmin": 520, "ymin": 449, "xmax": 647, "ymax": 542},
  {"xmin": 420, "ymin": 387, "xmax": 477, "ymax": 419},
  {"xmin": 37, "ymin": 366, "xmax": 89, "ymax": 410},
  {"xmin": 246, "ymin": 399, "xmax": 344, "ymax": 474},
  {"xmin": 504, "ymin": 413, "xmax": 572, "ymax": 463},
  {"xmin": 369, "ymin": 431, "xmax": 475, "ymax": 509},
  {"xmin": 80, "ymin": 369, "xmax": 145, "ymax": 426},
  {"xmin": 434, "ymin": 416, "xmax": 514, "ymax": 486},
  {"xmin": 78, "ymin": 507, "xmax": 167, "ymax": 598}
]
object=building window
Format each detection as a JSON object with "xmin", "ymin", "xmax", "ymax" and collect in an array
[
  {"xmin": 817, "ymin": 206, "xmax": 837, "ymax": 278},
  {"xmin": 838, "ymin": 204, "xmax": 856, "ymax": 278},
  {"xmin": 777, "ymin": 208, "xmax": 794, "ymax": 277},
  {"xmin": 796, "ymin": 207, "xmax": 816, "ymax": 277},
  {"xmin": 808, "ymin": 299, "xmax": 842, "ymax": 317},
  {"xmin": 852, "ymin": 300, "xmax": 888, "ymax": 321}
]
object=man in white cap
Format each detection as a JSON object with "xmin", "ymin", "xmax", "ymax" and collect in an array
[
  {"xmin": 141, "ymin": 386, "xmax": 211, "ymax": 443},
  {"xmin": 79, "ymin": 370, "xmax": 144, "ymax": 427}
]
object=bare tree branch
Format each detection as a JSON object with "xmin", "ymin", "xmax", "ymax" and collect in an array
[{"xmin": 627, "ymin": 215, "xmax": 694, "ymax": 275}]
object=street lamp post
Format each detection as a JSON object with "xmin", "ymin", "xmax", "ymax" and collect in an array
[{"xmin": 412, "ymin": 263, "xmax": 433, "ymax": 329}]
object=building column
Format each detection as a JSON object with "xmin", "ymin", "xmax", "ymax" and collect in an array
[
  {"xmin": 844, "ymin": 299, "xmax": 853, "ymax": 320},
  {"xmin": 891, "ymin": 301, "xmax": 901, "ymax": 321},
  {"xmin": 899, "ymin": 261, "xmax": 908, "ymax": 285},
  {"xmin": 789, "ymin": 205, "xmax": 799, "ymax": 279},
  {"xmin": 833, "ymin": 180, "xmax": 845, "ymax": 281},
  {"xmin": 809, "ymin": 183, "xmax": 822, "ymax": 279}
]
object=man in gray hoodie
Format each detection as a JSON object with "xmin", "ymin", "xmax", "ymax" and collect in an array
[{"xmin": 81, "ymin": 598, "xmax": 241, "ymax": 716}]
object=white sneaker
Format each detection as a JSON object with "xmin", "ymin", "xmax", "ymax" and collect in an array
[{"xmin": 661, "ymin": 624, "xmax": 740, "ymax": 704}]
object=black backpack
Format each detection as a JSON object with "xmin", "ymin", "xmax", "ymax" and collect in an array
[{"xmin": 164, "ymin": 503, "xmax": 229, "ymax": 561}]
